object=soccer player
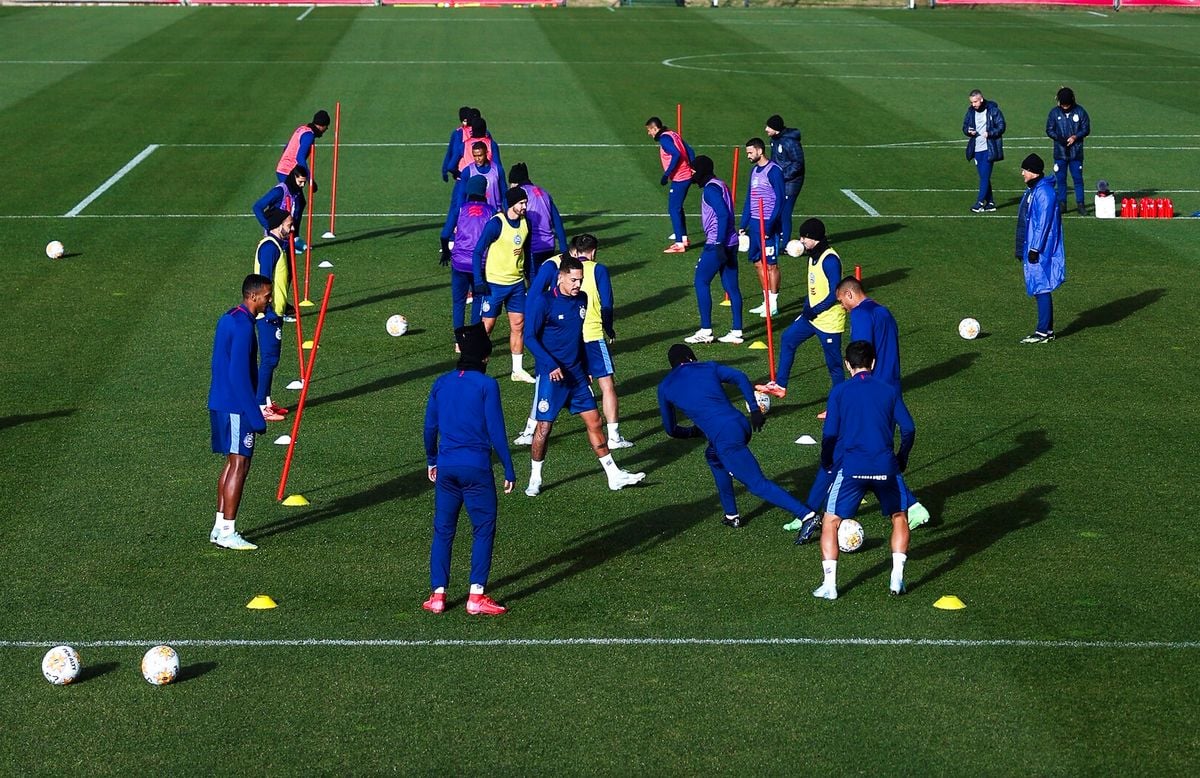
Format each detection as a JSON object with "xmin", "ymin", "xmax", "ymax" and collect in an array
[
  {"xmin": 455, "ymin": 141, "xmax": 506, "ymax": 213},
  {"xmin": 740, "ymin": 138, "xmax": 785, "ymax": 317},
  {"xmin": 683, "ymin": 155, "xmax": 743, "ymax": 346},
  {"xmin": 812, "ymin": 340, "xmax": 915, "ymax": 600},
  {"xmin": 440, "ymin": 106, "xmax": 478, "ymax": 183},
  {"xmin": 1045, "ymin": 87, "xmax": 1090, "ymax": 215},
  {"xmin": 440, "ymin": 175, "xmax": 496, "ymax": 334},
  {"xmin": 275, "ymin": 111, "xmax": 328, "ymax": 251},
  {"xmin": 453, "ymin": 115, "xmax": 503, "ymax": 185},
  {"xmin": 252, "ymin": 208, "xmax": 294, "ymax": 423},
  {"xmin": 962, "ymin": 89, "xmax": 1006, "ymax": 213},
  {"xmin": 509, "ymin": 162, "xmax": 567, "ymax": 272},
  {"xmin": 791, "ymin": 277, "xmax": 930, "ymax": 540},
  {"xmin": 253, "ymin": 165, "xmax": 308, "ymax": 234},
  {"xmin": 515, "ymin": 235, "xmax": 631, "ymax": 449},
  {"xmin": 658, "ymin": 344, "xmax": 814, "ymax": 529},
  {"xmin": 756, "ymin": 218, "xmax": 845, "ymax": 418},
  {"xmin": 522, "ymin": 256, "xmax": 644, "ymax": 497},
  {"xmin": 645, "ymin": 116, "xmax": 695, "ymax": 253},
  {"xmin": 473, "ymin": 187, "xmax": 535, "ymax": 383},
  {"xmin": 207, "ymin": 274, "xmax": 274, "ymax": 551},
  {"xmin": 765, "ymin": 114, "xmax": 806, "ymax": 245},
  {"xmin": 1015, "ymin": 153, "xmax": 1066, "ymax": 344},
  {"xmin": 422, "ymin": 323, "xmax": 516, "ymax": 616}
]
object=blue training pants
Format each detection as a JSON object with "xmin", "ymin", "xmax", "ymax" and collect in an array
[
  {"xmin": 704, "ymin": 423, "xmax": 810, "ymax": 518},
  {"xmin": 695, "ymin": 244, "xmax": 742, "ymax": 330},
  {"xmin": 1035, "ymin": 292, "xmax": 1054, "ymax": 334},
  {"xmin": 1054, "ymin": 159, "xmax": 1084, "ymax": 206},
  {"xmin": 972, "ymin": 150, "xmax": 994, "ymax": 206},
  {"xmin": 255, "ymin": 314, "xmax": 282, "ymax": 405},
  {"xmin": 780, "ymin": 179, "xmax": 804, "ymax": 245},
  {"xmin": 450, "ymin": 269, "xmax": 482, "ymax": 330},
  {"xmin": 430, "ymin": 465, "xmax": 498, "ymax": 590},
  {"xmin": 777, "ymin": 317, "xmax": 845, "ymax": 391},
  {"xmin": 667, "ymin": 180, "xmax": 691, "ymax": 242}
]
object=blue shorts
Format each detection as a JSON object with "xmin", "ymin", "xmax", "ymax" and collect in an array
[
  {"xmin": 746, "ymin": 230, "xmax": 780, "ymax": 266},
  {"xmin": 533, "ymin": 367, "xmax": 596, "ymax": 421},
  {"xmin": 480, "ymin": 281, "xmax": 526, "ymax": 317},
  {"xmin": 210, "ymin": 410, "xmax": 256, "ymax": 458},
  {"xmin": 584, "ymin": 339, "xmax": 615, "ymax": 379},
  {"xmin": 825, "ymin": 469, "xmax": 904, "ymax": 518}
]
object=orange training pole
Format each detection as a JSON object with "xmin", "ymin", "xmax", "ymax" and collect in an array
[
  {"xmin": 326, "ymin": 101, "xmax": 340, "ymax": 238},
  {"xmin": 724, "ymin": 147, "xmax": 739, "ymax": 304},
  {"xmin": 287, "ymin": 235, "xmax": 305, "ymax": 377},
  {"xmin": 757, "ymin": 198, "xmax": 776, "ymax": 381},
  {"xmin": 676, "ymin": 103, "xmax": 682, "ymax": 136},
  {"xmin": 277, "ymin": 274, "xmax": 335, "ymax": 502}
]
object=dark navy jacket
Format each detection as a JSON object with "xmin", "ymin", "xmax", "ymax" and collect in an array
[{"xmin": 962, "ymin": 100, "xmax": 1006, "ymax": 162}]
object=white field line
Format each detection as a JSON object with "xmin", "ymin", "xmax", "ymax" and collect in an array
[
  {"xmin": 63, "ymin": 144, "xmax": 158, "ymax": 217},
  {"xmin": 297, "ymin": 5, "xmax": 314, "ymax": 22},
  {"xmin": 1087, "ymin": 11, "xmax": 1108, "ymax": 17},
  {"xmin": 841, "ymin": 189, "xmax": 880, "ymax": 217},
  {"xmin": 2, "ymin": 636, "xmax": 1199, "ymax": 650}
]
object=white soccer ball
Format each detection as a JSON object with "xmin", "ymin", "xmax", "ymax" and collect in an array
[
  {"xmin": 958, "ymin": 317, "xmax": 981, "ymax": 340},
  {"xmin": 754, "ymin": 390, "xmax": 771, "ymax": 414},
  {"xmin": 837, "ymin": 519, "xmax": 865, "ymax": 553},
  {"xmin": 785, "ymin": 239, "xmax": 805, "ymax": 258},
  {"xmin": 42, "ymin": 645, "xmax": 81, "ymax": 685},
  {"xmin": 141, "ymin": 645, "xmax": 180, "ymax": 686},
  {"xmin": 386, "ymin": 314, "xmax": 409, "ymax": 337},
  {"xmin": 45, "ymin": 240, "xmax": 65, "ymax": 259}
]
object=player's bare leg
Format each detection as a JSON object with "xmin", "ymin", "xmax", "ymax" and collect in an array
[
  {"xmin": 526, "ymin": 420, "xmax": 553, "ymax": 496},
  {"xmin": 213, "ymin": 454, "xmax": 256, "ymax": 550},
  {"xmin": 509, "ymin": 312, "xmax": 534, "ymax": 382},
  {"xmin": 582, "ymin": 409, "xmax": 644, "ymax": 490},
  {"xmin": 813, "ymin": 512, "xmax": 842, "ymax": 599},
  {"xmin": 889, "ymin": 511, "xmax": 909, "ymax": 595},
  {"xmin": 596, "ymin": 375, "xmax": 630, "ymax": 447}
]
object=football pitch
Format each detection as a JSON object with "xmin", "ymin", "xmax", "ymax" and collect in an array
[{"xmin": 3, "ymin": 3, "xmax": 1200, "ymax": 772}]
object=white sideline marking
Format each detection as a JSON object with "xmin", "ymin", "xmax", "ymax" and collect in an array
[
  {"xmin": 1087, "ymin": 11, "xmax": 1108, "ymax": 17},
  {"xmin": 841, "ymin": 189, "xmax": 879, "ymax": 217},
  {"xmin": 2, "ymin": 637, "xmax": 1198, "ymax": 650},
  {"xmin": 297, "ymin": 5, "xmax": 314, "ymax": 21},
  {"xmin": 64, "ymin": 144, "xmax": 158, "ymax": 217}
]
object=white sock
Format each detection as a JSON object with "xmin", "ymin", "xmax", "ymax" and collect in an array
[
  {"xmin": 523, "ymin": 417, "xmax": 537, "ymax": 435},
  {"xmin": 530, "ymin": 459, "xmax": 543, "ymax": 482},
  {"xmin": 769, "ymin": 292, "xmax": 779, "ymax": 307},
  {"xmin": 891, "ymin": 553, "xmax": 907, "ymax": 588},
  {"xmin": 265, "ymin": 395, "xmax": 273, "ymax": 407},
  {"xmin": 681, "ymin": 234, "xmax": 688, "ymax": 243},
  {"xmin": 607, "ymin": 422, "xmax": 619, "ymax": 440},
  {"xmin": 598, "ymin": 453, "xmax": 620, "ymax": 477},
  {"xmin": 434, "ymin": 586, "xmax": 446, "ymax": 594},
  {"xmin": 729, "ymin": 329, "xmax": 742, "ymax": 337},
  {"xmin": 822, "ymin": 559, "xmax": 838, "ymax": 588},
  {"xmin": 218, "ymin": 519, "xmax": 235, "ymax": 535},
  {"xmin": 512, "ymin": 353, "xmax": 523, "ymax": 372},
  {"xmin": 215, "ymin": 512, "xmax": 224, "ymax": 524},
  {"xmin": 259, "ymin": 403, "xmax": 268, "ymax": 413},
  {"xmin": 469, "ymin": 584, "xmax": 484, "ymax": 595},
  {"xmin": 696, "ymin": 328, "xmax": 712, "ymax": 336}
]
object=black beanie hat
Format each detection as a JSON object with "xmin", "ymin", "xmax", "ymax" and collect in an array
[
  {"xmin": 1021, "ymin": 154, "xmax": 1045, "ymax": 175},
  {"xmin": 798, "ymin": 218, "xmax": 826, "ymax": 242},
  {"xmin": 691, "ymin": 154, "xmax": 715, "ymax": 183},
  {"xmin": 766, "ymin": 114, "xmax": 785, "ymax": 132},
  {"xmin": 506, "ymin": 186, "xmax": 528, "ymax": 208},
  {"xmin": 458, "ymin": 106, "xmax": 474, "ymax": 122},
  {"xmin": 455, "ymin": 323, "xmax": 493, "ymax": 369},
  {"xmin": 465, "ymin": 175, "xmax": 487, "ymax": 198},
  {"xmin": 265, "ymin": 207, "xmax": 289, "ymax": 230},
  {"xmin": 313, "ymin": 110, "xmax": 331, "ymax": 127},
  {"xmin": 668, "ymin": 343, "xmax": 697, "ymax": 368},
  {"xmin": 509, "ymin": 162, "xmax": 530, "ymax": 185}
]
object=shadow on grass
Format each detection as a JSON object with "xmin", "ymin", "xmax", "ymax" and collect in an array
[
  {"xmin": 917, "ymin": 429, "xmax": 1053, "ymax": 525},
  {"xmin": 76, "ymin": 661, "xmax": 119, "ymax": 684},
  {"xmin": 177, "ymin": 662, "xmax": 218, "ymax": 683},
  {"xmin": 904, "ymin": 352, "xmax": 979, "ymax": 395},
  {"xmin": 1058, "ymin": 288, "xmax": 1166, "ymax": 338},
  {"xmin": 246, "ymin": 467, "xmax": 429, "ymax": 540},
  {"xmin": 312, "ymin": 222, "xmax": 434, "ymax": 250},
  {"xmin": 324, "ymin": 281, "xmax": 444, "ymax": 315},
  {"xmin": 621, "ymin": 285, "xmax": 692, "ymax": 319},
  {"xmin": 0, "ymin": 409, "xmax": 75, "ymax": 431},
  {"xmin": 859, "ymin": 267, "xmax": 911, "ymax": 292},
  {"xmin": 489, "ymin": 493, "xmax": 715, "ymax": 604},
  {"xmin": 832, "ymin": 223, "xmax": 905, "ymax": 244},
  {"xmin": 606, "ymin": 260, "xmax": 649, "ymax": 279}
]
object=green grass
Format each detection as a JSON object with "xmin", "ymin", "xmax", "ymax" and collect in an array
[{"xmin": 2, "ymin": 5, "xmax": 1200, "ymax": 773}]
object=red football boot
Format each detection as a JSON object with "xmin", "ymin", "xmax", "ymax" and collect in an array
[{"xmin": 466, "ymin": 593, "xmax": 507, "ymax": 616}]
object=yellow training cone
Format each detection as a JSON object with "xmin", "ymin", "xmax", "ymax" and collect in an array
[
  {"xmin": 719, "ymin": 298, "xmax": 731, "ymax": 307},
  {"xmin": 281, "ymin": 494, "xmax": 310, "ymax": 506},
  {"xmin": 933, "ymin": 595, "xmax": 966, "ymax": 610},
  {"xmin": 748, "ymin": 341, "xmax": 768, "ymax": 350},
  {"xmin": 299, "ymin": 299, "xmax": 315, "ymax": 308},
  {"xmin": 246, "ymin": 595, "xmax": 277, "ymax": 610},
  {"xmin": 302, "ymin": 340, "xmax": 314, "ymax": 349}
]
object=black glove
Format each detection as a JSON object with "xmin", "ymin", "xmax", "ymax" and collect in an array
[
  {"xmin": 450, "ymin": 169, "xmax": 461, "ymax": 181},
  {"xmin": 1027, "ymin": 249, "xmax": 1040, "ymax": 264},
  {"xmin": 442, "ymin": 171, "xmax": 449, "ymax": 183},
  {"xmin": 660, "ymin": 174, "xmax": 669, "ymax": 186},
  {"xmin": 439, "ymin": 238, "xmax": 451, "ymax": 267},
  {"xmin": 750, "ymin": 408, "xmax": 766, "ymax": 433},
  {"xmin": 473, "ymin": 282, "xmax": 491, "ymax": 297},
  {"xmin": 898, "ymin": 457, "xmax": 909, "ymax": 474}
]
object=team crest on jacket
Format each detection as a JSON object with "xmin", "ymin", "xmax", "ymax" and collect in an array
[
  {"xmin": 579, "ymin": 307, "xmax": 586, "ymax": 319},
  {"xmin": 243, "ymin": 433, "xmax": 255, "ymax": 449},
  {"xmin": 482, "ymin": 301, "xmax": 492, "ymax": 313},
  {"xmin": 537, "ymin": 399, "xmax": 550, "ymax": 413},
  {"xmin": 275, "ymin": 329, "xmax": 282, "ymax": 341}
]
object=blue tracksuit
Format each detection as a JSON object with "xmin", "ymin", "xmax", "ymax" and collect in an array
[
  {"xmin": 696, "ymin": 180, "xmax": 742, "ymax": 331},
  {"xmin": 1046, "ymin": 103, "xmax": 1090, "ymax": 205},
  {"xmin": 770, "ymin": 127, "xmax": 805, "ymax": 243},
  {"xmin": 848, "ymin": 299, "xmax": 900, "ymax": 391},
  {"xmin": 658, "ymin": 361, "xmax": 811, "ymax": 519},
  {"xmin": 424, "ymin": 368, "xmax": 516, "ymax": 590},
  {"xmin": 208, "ymin": 305, "xmax": 265, "ymax": 429}
]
